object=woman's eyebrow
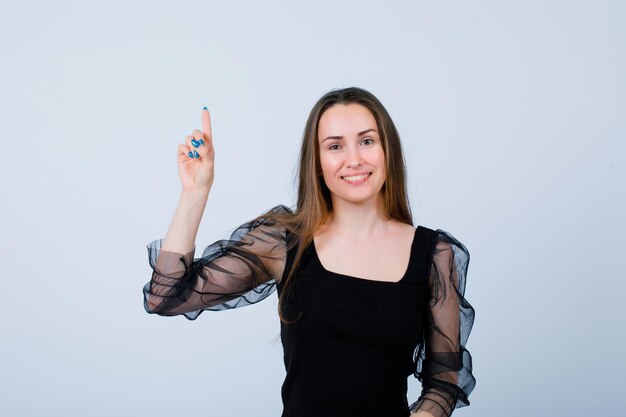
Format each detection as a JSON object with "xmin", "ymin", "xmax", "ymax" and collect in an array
[{"xmin": 321, "ymin": 128, "xmax": 378, "ymax": 143}]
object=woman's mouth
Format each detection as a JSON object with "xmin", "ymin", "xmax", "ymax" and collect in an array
[{"xmin": 341, "ymin": 172, "xmax": 372, "ymax": 184}]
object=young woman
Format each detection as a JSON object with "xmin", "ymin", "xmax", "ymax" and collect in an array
[{"xmin": 142, "ymin": 87, "xmax": 476, "ymax": 417}]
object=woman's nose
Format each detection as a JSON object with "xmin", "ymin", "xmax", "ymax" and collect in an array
[{"xmin": 346, "ymin": 146, "xmax": 364, "ymax": 167}]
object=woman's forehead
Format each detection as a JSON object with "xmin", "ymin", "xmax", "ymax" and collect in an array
[{"xmin": 318, "ymin": 104, "xmax": 377, "ymax": 140}]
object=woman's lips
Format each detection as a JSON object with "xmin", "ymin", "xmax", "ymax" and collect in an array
[{"xmin": 341, "ymin": 172, "xmax": 372, "ymax": 184}]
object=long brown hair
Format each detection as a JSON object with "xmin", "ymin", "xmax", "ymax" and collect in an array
[{"xmin": 254, "ymin": 86, "xmax": 413, "ymax": 324}]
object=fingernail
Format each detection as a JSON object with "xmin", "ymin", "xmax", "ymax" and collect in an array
[
  {"xmin": 203, "ymin": 106, "xmax": 208, "ymax": 111},
  {"xmin": 199, "ymin": 139, "xmax": 205, "ymax": 145},
  {"xmin": 193, "ymin": 150, "xmax": 199, "ymax": 158},
  {"xmin": 191, "ymin": 139, "xmax": 200, "ymax": 148},
  {"xmin": 188, "ymin": 151, "xmax": 194, "ymax": 158}
]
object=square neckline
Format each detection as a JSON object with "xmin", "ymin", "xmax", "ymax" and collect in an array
[{"xmin": 311, "ymin": 226, "xmax": 420, "ymax": 284}]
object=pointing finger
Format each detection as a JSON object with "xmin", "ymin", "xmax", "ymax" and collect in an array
[{"xmin": 201, "ymin": 107, "xmax": 212, "ymax": 141}]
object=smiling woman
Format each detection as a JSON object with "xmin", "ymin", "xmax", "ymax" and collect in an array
[
  {"xmin": 142, "ymin": 86, "xmax": 476, "ymax": 417},
  {"xmin": 318, "ymin": 104, "xmax": 386, "ymax": 207}
]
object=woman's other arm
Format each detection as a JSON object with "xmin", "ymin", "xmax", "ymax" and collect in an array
[{"xmin": 409, "ymin": 230, "xmax": 476, "ymax": 417}]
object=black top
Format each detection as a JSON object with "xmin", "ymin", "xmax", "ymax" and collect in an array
[
  {"xmin": 142, "ymin": 204, "xmax": 476, "ymax": 417},
  {"xmin": 277, "ymin": 227, "xmax": 433, "ymax": 417}
]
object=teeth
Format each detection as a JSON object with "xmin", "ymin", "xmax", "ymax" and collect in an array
[{"xmin": 343, "ymin": 173, "xmax": 370, "ymax": 182}]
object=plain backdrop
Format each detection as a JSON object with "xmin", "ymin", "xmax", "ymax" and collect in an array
[{"xmin": 1, "ymin": 1, "xmax": 625, "ymax": 416}]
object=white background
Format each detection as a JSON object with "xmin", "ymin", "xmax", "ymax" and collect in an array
[{"xmin": 1, "ymin": 1, "xmax": 624, "ymax": 416}]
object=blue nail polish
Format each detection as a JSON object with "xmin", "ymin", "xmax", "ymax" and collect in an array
[
  {"xmin": 193, "ymin": 150, "xmax": 199, "ymax": 158},
  {"xmin": 203, "ymin": 106, "xmax": 208, "ymax": 111},
  {"xmin": 191, "ymin": 139, "xmax": 200, "ymax": 148},
  {"xmin": 188, "ymin": 151, "xmax": 193, "ymax": 158},
  {"xmin": 199, "ymin": 139, "xmax": 204, "ymax": 145}
]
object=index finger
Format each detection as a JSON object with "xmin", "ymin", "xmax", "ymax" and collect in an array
[{"xmin": 201, "ymin": 107, "xmax": 212, "ymax": 140}]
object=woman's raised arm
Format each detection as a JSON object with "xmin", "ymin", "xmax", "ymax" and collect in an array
[
  {"xmin": 160, "ymin": 108, "xmax": 215, "ymax": 256},
  {"xmin": 143, "ymin": 108, "xmax": 290, "ymax": 319}
]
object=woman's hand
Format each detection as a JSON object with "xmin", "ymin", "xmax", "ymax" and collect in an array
[{"xmin": 176, "ymin": 107, "xmax": 215, "ymax": 192}]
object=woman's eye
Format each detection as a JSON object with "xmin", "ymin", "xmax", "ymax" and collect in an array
[{"xmin": 328, "ymin": 138, "xmax": 373, "ymax": 150}]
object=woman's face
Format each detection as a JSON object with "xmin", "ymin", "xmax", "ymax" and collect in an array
[{"xmin": 317, "ymin": 103, "xmax": 386, "ymax": 207}]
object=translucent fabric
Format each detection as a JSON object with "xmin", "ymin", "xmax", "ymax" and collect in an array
[
  {"xmin": 408, "ymin": 230, "xmax": 476, "ymax": 417},
  {"xmin": 142, "ymin": 205, "xmax": 292, "ymax": 320},
  {"xmin": 142, "ymin": 206, "xmax": 475, "ymax": 416}
]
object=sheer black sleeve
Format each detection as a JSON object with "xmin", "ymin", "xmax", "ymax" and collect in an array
[
  {"xmin": 142, "ymin": 204, "xmax": 292, "ymax": 320},
  {"xmin": 409, "ymin": 229, "xmax": 476, "ymax": 417}
]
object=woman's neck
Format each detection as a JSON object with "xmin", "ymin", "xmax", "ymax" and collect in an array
[{"xmin": 322, "ymin": 196, "xmax": 391, "ymax": 239}]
